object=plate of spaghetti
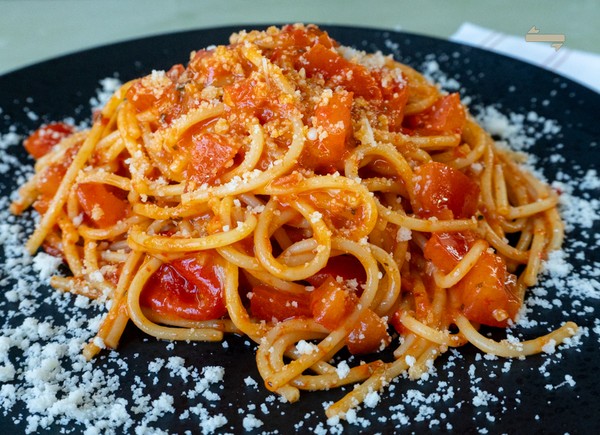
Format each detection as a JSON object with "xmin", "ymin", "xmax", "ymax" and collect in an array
[{"xmin": 0, "ymin": 24, "xmax": 599, "ymax": 434}]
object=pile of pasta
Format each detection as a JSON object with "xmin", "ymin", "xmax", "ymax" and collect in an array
[{"xmin": 12, "ymin": 24, "xmax": 577, "ymax": 417}]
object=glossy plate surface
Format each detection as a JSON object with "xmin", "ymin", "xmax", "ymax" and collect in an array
[{"xmin": 0, "ymin": 25, "xmax": 599, "ymax": 434}]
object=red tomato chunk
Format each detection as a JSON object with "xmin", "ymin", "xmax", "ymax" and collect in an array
[
  {"xmin": 250, "ymin": 285, "xmax": 312, "ymax": 322},
  {"xmin": 298, "ymin": 43, "xmax": 381, "ymax": 100},
  {"xmin": 453, "ymin": 251, "xmax": 520, "ymax": 327},
  {"xmin": 33, "ymin": 143, "xmax": 80, "ymax": 214},
  {"xmin": 346, "ymin": 308, "xmax": 391, "ymax": 355},
  {"xmin": 404, "ymin": 93, "xmax": 465, "ymax": 135},
  {"xmin": 305, "ymin": 255, "xmax": 366, "ymax": 289},
  {"xmin": 24, "ymin": 122, "xmax": 74, "ymax": 159},
  {"xmin": 423, "ymin": 231, "xmax": 477, "ymax": 273},
  {"xmin": 309, "ymin": 277, "xmax": 355, "ymax": 330},
  {"xmin": 424, "ymin": 231, "xmax": 520, "ymax": 327},
  {"xmin": 309, "ymin": 276, "xmax": 391, "ymax": 355},
  {"xmin": 301, "ymin": 91, "xmax": 353, "ymax": 172},
  {"xmin": 187, "ymin": 132, "xmax": 241, "ymax": 185},
  {"xmin": 75, "ymin": 183, "xmax": 129, "ymax": 228},
  {"xmin": 141, "ymin": 254, "xmax": 227, "ymax": 321},
  {"xmin": 413, "ymin": 161, "xmax": 480, "ymax": 219}
]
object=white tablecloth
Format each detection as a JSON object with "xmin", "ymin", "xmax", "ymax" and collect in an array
[{"xmin": 451, "ymin": 22, "xmax": 600, "ymax": 94}]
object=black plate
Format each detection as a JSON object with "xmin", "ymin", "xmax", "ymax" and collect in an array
[{"xmin": 1, "ymin": 25, "xmax": 599, "ymax": 434}]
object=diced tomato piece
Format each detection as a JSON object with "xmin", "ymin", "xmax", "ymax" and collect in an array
[
  {"xmin": 223, "ymin": 77, "xmax": 291, "ymax": 125},
  {"xmin": 380, "ymin": 77, "xmax": 409, "ymax": 131},
  {"xmin": 33, "ymin": 143, "xmax": 80, "ymax": 214},
  {"xmin": 301, "ymin": 91, "xmax": 353, "ymax": 171},
  {"xmin": 404, "ymin": 93, "xmax": 466, "ymax": 135},
  {"xmin": 141, "ymin": 254, "xmax": 227, "ymax": 321},
  {"xmin": 305, "ymin": 255, "xmax": 366, "ymax": 289},
  {"xmin": 126, "ymin": 77, "xmax": 178, "ymax": 115},
  {"xmin": 223, "ymin": 77, "xmax": 261, "ymax": 113},
  {"xmin": 187, "ymin": 133, "xmax": 241, "ymax": 185},
  {"xmin": 37, "ymin": 162, "xmax": 67, "ymax": 199},
  {"xmin": 24, "ymin": 122, "xmax": 74, "ymax": 159},
  {"xmin": 453, "ymin": 251, "xmax": 520, "ymax": 327},
  {"xmin": 413, "ymin": 161, "xmax": 480, "ymax": 219},
  {"xmin": 75, "ymin": 183, "xmax": 129, "ymax": 228},
  {"xmin": 346, "ymin": 308, "xmax": 391, "ymax": 355},
  {"xmin": 282, "ymin": 25, "xmax": 335, "ymax": 49},
  {"xmin": 188, "ymin": 48, "xmax": 239, "ymax": 87},
  {"xmin": 269, "ymin": 25, "xmax": 335, "ymax": 66},
  {"xmin": 423, "ymin": 231, "xmax": 477, "ymax": 274},
  {"xmin": 250, "ymin": 285, "xmax": 312, "ymax": 322},
  {"xmin": 299, "ymin": 190, "xmax": 367, "ymax": 236},
  {"xmin": 309, "ymin": 277, "xmax": 355, "ymax": 330},
  {"xmin": 298, "ymin": 43, "xmax": 381, "ymax": 100},
  {"xmin": 126, "ymin": 79, "xmax": 159, "ymax": 113}
]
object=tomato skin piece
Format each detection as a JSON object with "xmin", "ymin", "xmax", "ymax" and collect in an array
[
  {"xmin": 75, "ymin": 183, "xmax": 129, "ymax": 228},
  {"xmin": 389, "ymin": 309, "xmax": 406, "ymax": 335},
  {"xmin": 250, "ymin": 285, "xmax": 312, "ymax": 322},
  {"xmin": 346, "ymin": 308, "xmax": 391, "ymax": 355},
  {"xmin": 404, "ymin": 93, "xmax": 466, "ymax": 135},
  {"xmin": 413, "ymin": 161, "xmax": 480, "ymax": 219},
  {"xmin": 309, "ymin": 277, "xmax": 355, "ymax": 330},
  {"xmin": 301, "ymin": 92, "xmax": 353, "ymax": 171},
  {"xmin": 305, "ymin": 255, "xmax": 366, "ymax": 289},
  {"xmin": 24, "ymin": 122, "xmax": 74, "ymax": 159},
  {"xmin": 453, "ymin": 251, "xmax": 520, "ymax": 327},
  {"xmin": 140, "ymin": 254, "xmax": 227, "ymax": 321},
  {"xmin": 423, "ymin": 231, "xmax": 477, "ymax": 274}
]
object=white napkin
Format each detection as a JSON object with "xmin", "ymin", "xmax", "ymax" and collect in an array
[{"xmin": 450, "ymin": 22, "xmax": 600, "ymax": 94}]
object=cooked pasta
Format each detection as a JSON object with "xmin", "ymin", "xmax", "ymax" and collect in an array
[{"xmin": 11, "ymin": 24, "xmax": 577, "ymax": 418}]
